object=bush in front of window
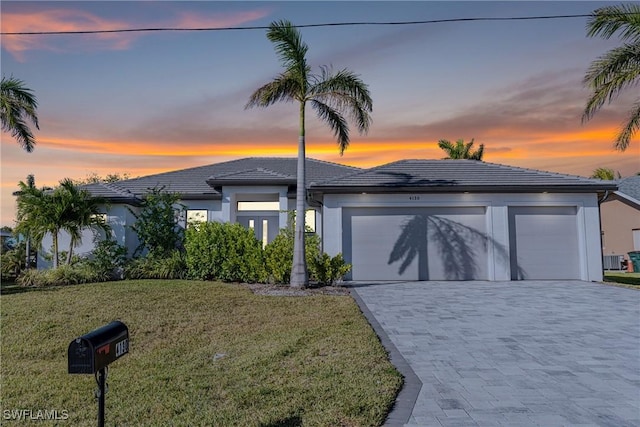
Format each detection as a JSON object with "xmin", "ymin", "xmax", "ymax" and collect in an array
[{"xmin": 184, "ymin": 222, "xmax": 266, "ymax": 283}]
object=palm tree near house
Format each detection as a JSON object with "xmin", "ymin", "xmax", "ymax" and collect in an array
[
  {"xmin": 1, "ymin": 76, "xmax": 39, "ymax": 152},
  {"xmin": 246, "ymin": 20, "xmax": 373, "ymax": 287},
  {"xmin": 15, "ymin": 178, "xmax": 107, "ymax": 268},
  {"xmin": 15, "ymin": 178, "xmax": 61, "ymax": 267},
  {"xmin": 582, "ymin": 3, "xmax": 640, "ymax": 151},
  {"xmin": 57, "ymin": 179, "xmax": 110, "ymax": 265},
  {"xmin": 12, "ymin": 175, "xmax": 38, "ymax": 269},
  {"xmin": 438, "ymin": 138, "xmax": 484, "ymax": 160},
  {"xmin": 590, "ymin": 167, "xmax": 622, "ymax": 180}
]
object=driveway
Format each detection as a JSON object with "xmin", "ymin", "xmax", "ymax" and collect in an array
[{"xmin": 350, "ymin": 281, "xmax": 640, "ymax": 427}]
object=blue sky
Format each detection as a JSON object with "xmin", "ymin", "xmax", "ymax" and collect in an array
[{"xmin": 1, "ymin": 1, "xmax": 639, "ymax": 226}]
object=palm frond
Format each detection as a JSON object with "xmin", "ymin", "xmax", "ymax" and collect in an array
[
  {"xmin": 582, "ymin": 43, "xmax": 640, "ymax": 121},
  {"xmin": 310, "ymin": 67, "xmax": 373, "ymax": 134},
  {"xmin": 470, "ymin": 143, "xmax": 484, "ymax": 161},
  {"xmin": 267, "ymin": 20, "xmax": 309, "ymax": 81},
  {"xmin": 437, "ymin": 139, "xmax": 454, "ymax": 159},
  {"xmin": 310, "ymin": 100, "xmax": 350, "ymax": 154},
  {"xmin": 1, "ymin": 76, "xmax": 39, "ymax": 152},
  {"xmin": 245, "ymin": 74, "xmax": 301, "ymax": 108},
  {"xmin": 615, "ymin": 99, "xmax": 640, "ymax": 150},
  {"xmin": 588, "ymin": 4, "xmax": 640, "ymax": 43}
]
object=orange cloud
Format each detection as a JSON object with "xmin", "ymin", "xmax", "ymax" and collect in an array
[
  {"xmin": 1, "ymin": 6, "xmax": 270, "ymax": 61},
  {"xmin": 2, "ymin": 9, "xmax": 133, "ymax": 61}
]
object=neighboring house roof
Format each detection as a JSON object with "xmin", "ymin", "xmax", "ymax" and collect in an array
[
  {"xmin": 311, "ymin": 159, "xmax": 618, "ymax": 193},
  {"xmin": 84, "ymin": 158, "xmax": 361, "ymax": 200},
  {"xmin": 613, "ymin": 175, "xmax": 640, "ymax": 208}
]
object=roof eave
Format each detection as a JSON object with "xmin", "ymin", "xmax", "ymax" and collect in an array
[
  {"xmin": 310, "ymin": 184, "xmax": 618, "ymax": 194},
  {"xmin": 206, "ymin": 178, "xmax": 295, "ymax": 187}
]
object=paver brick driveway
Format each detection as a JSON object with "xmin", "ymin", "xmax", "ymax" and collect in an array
[{"xmin": 351, "ymin": 281, "xmax": 640, "ymax": 427}]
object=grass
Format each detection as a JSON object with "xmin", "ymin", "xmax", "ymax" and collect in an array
[
  {"xmin": 604, "ymin": 271, "xmax": 640, "ymax": 287},
  {"xmin": 0, "ymin": 280, "xmax": 402, "ymax": 426}
]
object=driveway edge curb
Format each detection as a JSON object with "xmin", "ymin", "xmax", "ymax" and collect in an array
[{"xmin": 349, "ymin": 287, "xmax": 422, "ymax": 427}]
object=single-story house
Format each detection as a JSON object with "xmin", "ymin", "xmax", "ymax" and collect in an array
[
  {"xmin": 38, "ymin": 157, "xmax": 615, "ymax": 282},
  {"xmin": 600, "ymin": 175, "xmax": 640, "ymax": 270}
]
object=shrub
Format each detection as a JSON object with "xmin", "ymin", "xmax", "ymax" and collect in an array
[
  {"xmin": 1, "ymin": 242, "xmax": 26, "ymax": 281},
  {"xmin": 86, "ymin": 237, "xmax": 128, "ymax": 281},
  {"xmin": 123, "ymin": 251, "xmax": 186, "ymax": 280},
  {"xmin": 129, "ymin": 187, "xmax": 185, "ymax": 257},
  {"xmin": 309, "ymin": 252, "xmax": 351, "ymax": 286},
  {"xmin": 264, "ymin": 225, "xmax": 321, "ymax": 285},
  {"xmin": 185, "ymin": 222, "xmax": 266, "ymax": 283},
  {"xmin": 16, "ymin": 264, "xmax": 100, "ymax": 287}
]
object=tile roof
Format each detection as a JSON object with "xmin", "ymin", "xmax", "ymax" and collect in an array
[
  {"xmin": 616, "ymin": 175, "xmax": 640, "ymax": 203},
  {"xmin": 81, "ymin": 182, "xmax": 137, "ymax": 202},
  {"xmin": 82, "ymin": 157, "xmax": 616, "ymax": 201},
  {"xmin": 84, "ymin": 157, "xmax": 361, "ymax": 199},
  {"xmin": 311, "ymin": 159, "xmax": 617, "ymax": 193}
]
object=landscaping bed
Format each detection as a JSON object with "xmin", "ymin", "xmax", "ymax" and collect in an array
[
  {"xmin": 604, "ymin": 272, "xmax": 640, "ymax": 287},
  {"xmin": 0, "ymin": 280, "xmax": 401, "ymax": 426}
]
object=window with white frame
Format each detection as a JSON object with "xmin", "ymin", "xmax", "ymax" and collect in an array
[
  {"xmin": 186, "ymin": 210, "xmax": 207, "ymax": 226},
  {"xmin": 237, "ymin": 201, "xmax": 280, "ymax": 211}
]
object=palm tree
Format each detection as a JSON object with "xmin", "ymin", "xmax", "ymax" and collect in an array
[
  {"xmin": 582, "ymin": 4, "xmax": 640, "ymax": 151},
  {"xmin": 15, "ymin": 178, "xmax": 60, "ymax": 267},
  {"xmin": 1, "ymin": 76, "xmax": 39, "ymax": 152},
  {"xmin": 15, "ymin": 178, "xmax": 107, "ymax": 268},
  {"xmin": 56, "ymin": 179, "xmax": 109, "ymax": 264},
  {"xmin": 590, "ymin": 167, "xmax": 621, "ymax": 180},
  {"xmin": 246, "ymin": 20, "xmax": 372, "ymax": 287},
  {"xmin": 438, "ymin": 138, "xmax": 484, "ymax": 160}
]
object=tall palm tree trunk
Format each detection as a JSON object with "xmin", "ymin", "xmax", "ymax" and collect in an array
[
  {"xmin": 291, "ymin": 102, "xmax": 308, "ymax": 287},
  {"xmin": 52, "ymin": 230, "xmax": 59, "ymax": 269},
  {"xmin": 66, "ymin": 242, "xmax": 74, "ymax": 265},
  {"xmin": 25, "ymin": 235, "xmax": 31, "ymax": 269}
]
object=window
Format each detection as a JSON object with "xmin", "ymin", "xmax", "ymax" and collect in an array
[
  {"xmin": 305, "ymin": 209, "xmax": 316, "ymax": 233},
  {"xmin": 187, "ymin": 210, "xmax": 207, "ymax": 226},
  {"xmin": 237, "ymin": 201, "xmax": 279, "ymax": 211},
  {"xmin": 262, "ymin": 219, "xmax": 269, "ymax": 248}
]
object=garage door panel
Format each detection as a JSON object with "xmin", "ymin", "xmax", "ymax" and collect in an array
[
  {"xmin": 344, "ymin": 207, "xmax": 488, "ymax": 281},
  {"xmin": 351, "ymin": 215, "xmax": 418, "ymax": 280},
  {"xmin": 509, "ymin": 206, "xmax": 579, "ymax": 280}
]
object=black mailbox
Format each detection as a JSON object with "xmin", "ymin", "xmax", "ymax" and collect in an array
[{"xmin": 68, "ymin": 321, "xmax": 129, "ymax": 374}]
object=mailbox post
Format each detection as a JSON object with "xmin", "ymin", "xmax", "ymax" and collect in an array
[{"xmin": 68, "ymin": 321, "xmax": 129, "ymax": 427}]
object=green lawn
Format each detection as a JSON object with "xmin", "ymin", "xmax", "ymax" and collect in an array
[
  {"xmin": 604, "ymin": 272, "xmax": 640, "ymax": 287},
  {"xmin": 1, "ymin": 280, "xmax": 402, "ymax": 426}
]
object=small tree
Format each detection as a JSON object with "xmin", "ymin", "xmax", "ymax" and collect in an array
[{"xmin": 129, "ymin": 187, "xmax": 185, "ymax": 257}]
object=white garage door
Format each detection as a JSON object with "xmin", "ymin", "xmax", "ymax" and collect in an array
[
  {"xmin": 343, "ymin": 207, "xmax": 488, "ymax": 281},
  {"xmin": 508, "ymin": 206, "xmax": 580, "ymax": 280}
]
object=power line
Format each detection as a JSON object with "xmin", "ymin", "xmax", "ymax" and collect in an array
[{"xmin": 1, "ymin": 14, "xmax": 595, "ymax": 36}]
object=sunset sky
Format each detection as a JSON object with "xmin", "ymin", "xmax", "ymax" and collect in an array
[{"xmin": 1, "ymin": 1, "xmax": 639, "ymax": 227}]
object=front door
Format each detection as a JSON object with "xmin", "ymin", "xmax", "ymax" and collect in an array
[{"xmin": 237, "ymin": 214, "xmax": 280, "ymax": 248}]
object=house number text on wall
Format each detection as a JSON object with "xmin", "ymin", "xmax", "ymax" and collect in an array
[{"xmin": 409, "ymin": 196, "xmax": 420, "ymax": 201}]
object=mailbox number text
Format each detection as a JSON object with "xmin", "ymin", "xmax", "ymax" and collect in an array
[{"xmin": 116, "ymin": 339, "xmax": 129, "ymax": 357}]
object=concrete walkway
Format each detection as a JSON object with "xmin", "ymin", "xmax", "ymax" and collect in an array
[{"xmin": 350, "ymin": 281, "xmax": 640, "ymax": 427}]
